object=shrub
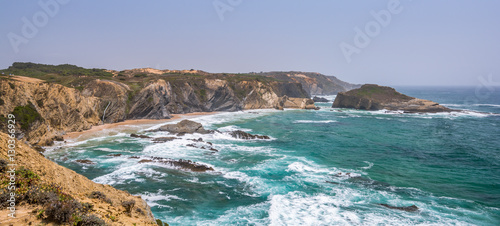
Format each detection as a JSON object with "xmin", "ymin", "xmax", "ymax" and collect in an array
[
  {"xmin": 44, "ymin": 199, "xmax": 82, "ymax": 223},
  {"xmin": 77, "ymin": 214, "xmax": 106, "ymax": 226},
  {"xmin": 11, "ymin": 102, "xmax": 43, "ymax": 131},
  {"xmin": 89, "ymin": 191, "xmax": 112, "ymax": 204},
  {"xmin": 122, "ymin": 199, "xmax": 135, "ymax": 213},
  {"xmin": 25, "ymin": 186, "xmax": 59, "ymax": 205},
  {"xmin": 0, "ymin": 159, "xmax": 8, "ymax": 173}
]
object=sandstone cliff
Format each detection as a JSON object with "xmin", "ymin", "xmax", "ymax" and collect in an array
[
  {"xmin": 0, "ymin": 63, "xmax": 319, "ymax": 146},
  {"xmin": 332, "ymin": 84, "xmax": 452, "ymax": 113},
  {"xmin": 259, "ymin": 71, "xmax": 361, "ymax": 95}
]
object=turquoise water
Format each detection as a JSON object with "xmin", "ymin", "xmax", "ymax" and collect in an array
[{"xmin": 46, "ymin": 87, "xmax": 500, "ymax": 225}]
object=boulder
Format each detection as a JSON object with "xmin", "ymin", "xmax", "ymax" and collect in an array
[
  {"xmin": 332, "ymin": 84, "xmax": 452, "ymax": 113},
  {"xmin": 229, "ymin": 130, "xmax": 270, "ymax": 140},
  {"xmin": 158, "ymin": 120, "xmax": 211, "ymax": 134},
  {"xmin": 379, "ymin": 204, "xmax": 419, "ymax": 212},
  {"xmin": 152, "ymin": 137, "xmax": 178, "ymax": 143},
  {"xmin": 312, "ymin": 96, "xmax": 329, "ymax": 102},
  {"xmin": 75, "ymin": 159, "xmax": 95, "ymax": 164}
]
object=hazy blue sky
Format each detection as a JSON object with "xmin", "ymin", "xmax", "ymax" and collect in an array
[{"xmin": 1, "ymin": 0, "xmax": 499, "ymax": 86}]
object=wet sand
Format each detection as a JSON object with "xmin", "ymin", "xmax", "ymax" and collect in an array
[{"xmin": 63, "ymin": 112, "xmax": 218, "ymax": 142}]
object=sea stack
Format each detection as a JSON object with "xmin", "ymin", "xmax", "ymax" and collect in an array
[{"xmin": 332, "ymin": 84, "xmax": 452, "ymax": 113}]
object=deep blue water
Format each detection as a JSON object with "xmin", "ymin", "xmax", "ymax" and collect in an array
[{"xmin": 46, "ymin": 87, "xmax": 500, "ymax": 225}]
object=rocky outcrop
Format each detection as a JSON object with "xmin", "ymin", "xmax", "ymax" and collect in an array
[
  {"xmin": 137, "ymin": 156, "xmax": 214, "ymax": 172},
  {"xmin": 332, "ymin": 84, "xmax": 452, "ymax": 113},
  {"xmin": 229, "ymin": 130, "xmax": 270, "ymax": 140},
  {"xmin": 157, "ymin": 120, "xmax": 211, "ymax": 135},
  {"xmin": 312, "ymin": 96, "xmax": 329, "ymax": 102},
  {"xmin": 81, "ymin": 79, "xmax": 130, "ymax": 123}
]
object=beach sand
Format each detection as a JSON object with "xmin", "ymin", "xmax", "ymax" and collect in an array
[{"xmin": 63, "ymin": 112, "xmax": 218, "ymax": 142}]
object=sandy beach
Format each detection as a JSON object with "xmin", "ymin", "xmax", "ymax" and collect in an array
[{"xmin": 63, "ymin": 112, "xmax": 218, "ymax": 141}]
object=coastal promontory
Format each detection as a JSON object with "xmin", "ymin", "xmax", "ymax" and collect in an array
[{"xmin": 332, "ymin": 84, "xmax": 452, "ymax": 113}]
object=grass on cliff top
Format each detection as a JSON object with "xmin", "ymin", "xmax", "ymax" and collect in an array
[
  {"xmin": 1, "ymin": 62, "xmax": 282, "ymax": 90},
  {"xmin": 347, "ymin": 84, "xmax": 413, "ymax": 101}
]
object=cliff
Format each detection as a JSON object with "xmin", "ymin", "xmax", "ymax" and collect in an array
[
  {"xmin": 332, "ymin": 84, "xmax": 452, "ymax": 113},
  {"xmin": 258, "ymin": 71, "xmax": 361, "ymax": 95},
  {"xmin": 0, "ymin": 132, "xmax": 156, "ymax": 225},
  {"xmin": 0, "ymin": 63, "xmax": 317, "ymax": 146}
]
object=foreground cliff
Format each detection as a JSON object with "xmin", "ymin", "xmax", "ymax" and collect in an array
[
  {"xmin": 0, "ymin": 132, "xmax": 157, "ymax": 225},
  {"xmin": 332, "ymin": 84, "xmax": 452, "ymax": 113}
]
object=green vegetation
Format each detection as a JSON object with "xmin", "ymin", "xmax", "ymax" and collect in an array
[
  {"xmin": 11, "ymin": 102, "xmax": 43, "ymax": 131},
  {"xmin": 348, "ymin": 84, "xmax": 413, "ymax": 101},
  {"xmin": 0, "ymin": 165, "xmax": 106, "ymax": 225},
  {"xmin": 3, "ymin": 62, "xmax": 113, "ymax": 77}
]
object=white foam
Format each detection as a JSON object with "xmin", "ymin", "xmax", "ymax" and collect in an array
[
  {"xmin": 268, "ymin": 191, "xmax": 355, "ymax": 225},
  {"xmin": 293, "ymin": 120, "xmax": 337, "ymax": 124},
  {"xmin": 360, "ymin": 161, "xmax": 374, "ymax": 170},
  {"xmin": 92, "ymin": 163, "xmax": 165, "ymax": 185},
  {"xmin": 473, "ymin": 104, "xmax": 500, "ymax": 108}
]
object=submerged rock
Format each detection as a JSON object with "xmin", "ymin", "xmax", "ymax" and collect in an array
[
  {"xmin": 229, "ymin": 130, "xmax": 270, "ymax": 140},
  {"xmin": 332, "ymin": 84, "xmax": 452, "ymax": 113},
  {"xmin": 379, "ymin": 204, "xmax": 419, "ymax": 212},
  {"xmin": 107, "ymin": 154, "xmax": 122, "ymax": 157},
  {"xmin": 152, "ymin": 137, "xmax": 178, "ymax": 143},
  {"xmin": 158, "ymin": 120, "xmax": 211, "ymax": 134}
]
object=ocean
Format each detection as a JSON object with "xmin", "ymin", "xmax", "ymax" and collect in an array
[{"xmin": 45, "ymin": 87, "xmax": 500, "ymax": 225}]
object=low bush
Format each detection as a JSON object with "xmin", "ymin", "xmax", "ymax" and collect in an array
[{"xmin": 122, "ymin": 199, "xmax": 135, "ymax": 213}]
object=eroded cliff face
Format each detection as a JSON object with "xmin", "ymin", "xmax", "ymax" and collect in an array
[
  {"xmin": 1, "ymin": 76, "xmax": 314, "ymax": 145},
  {"xmin": 259, "ymin": 72, "xmax": 361, "ymax": 95},
  {"xmin": 0, "ymin": 79, "xmax": 101, "ymax": 145}
]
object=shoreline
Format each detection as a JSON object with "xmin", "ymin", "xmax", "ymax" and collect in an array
[{"xmin": 63, "ymin": 112, "xmax": 219, "ymax": 141}]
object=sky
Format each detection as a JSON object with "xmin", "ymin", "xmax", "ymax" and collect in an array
[{"xmin": 1, "ymin": 0, "xmax": 499, "ymax": 86}]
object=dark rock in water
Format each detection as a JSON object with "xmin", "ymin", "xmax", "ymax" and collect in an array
[
  {"xmin": 332, "ymin": 84, "xmax": 452, "ymax": 113},
  {"xmin": 107, "ymin": 154, "xmax": 122, "ymax": 157},
  {"xmin": 325, "ymin": 181, "xmax": 340, "ymax": 185},
  {"xmin": 33, "ymin": 145, "xmax": 45, "ymax": 153},
  {"xmin": 188, "ymin": 138, "xmax": 204, "ymax": 142},
  {"xmin": 130, "ymin": 134, "xmax": 151, "ymax": 139},
  {"xmin": 152, "ymin": 137, "xmax": 177, "ymax": 143},
  {"xmin": 209, "ymin": 147, "xmax": 219, "ymax": 152},
  {"xmin": 158, "ymin": 120, "xmax": 211, "ymax": 134},
  {"xmin": 129, "ymin": 156, "xmax": 140, "ymax": 159},
  {"xmin": 379, "ymin": 204, "xmax": 419, "ymax": 212},
  {"xmin": 75, "ymin": 159, "xmax": 95, "ymax": 164},
  {"xmin": 229, "ymin": 130, "xmax": 270, "ymax": 140},
  {"xmin": 313, "ymin": 96, "xmax": 329, "ymax": 102},
  {"xmin": 137, "ymin": 156, "xmax": 214, "ymax": 172}
]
